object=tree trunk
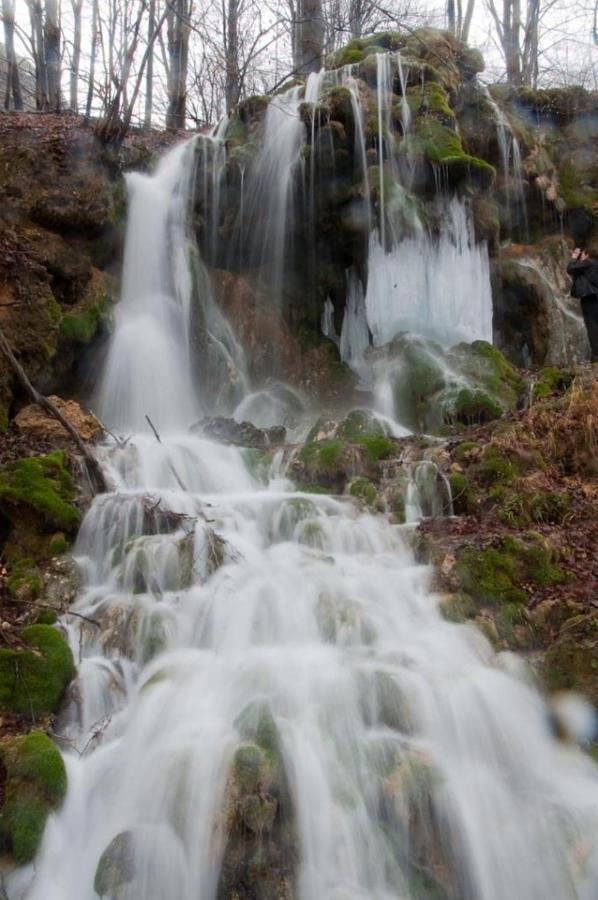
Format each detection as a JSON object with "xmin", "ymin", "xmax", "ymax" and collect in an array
[
  {"xmin": 460, "ymin": 0, "xmax": 476, "ymax": 43},
  {"xmin": 85, "ymin": 0, "xmax": 99, "ymax": 116},
  {"xmin": 348, "ymin": 0, "xmax": 363, "ymax": 38},
  {"xmin": 70, "ymin": 0, "xmax": 82, "ymax": 110},
  {"xmin": 44, "ymin": 0, "xmax": 61, "ymax": 110},
  {"xmin": 166, "ymin": 0, "xmax": 191, "ymax": 130},
  {"xmin": 26, "ymin": 0, "xmax": 47, "ymax": 109},
  {"xmin": 144, "ymin": 0, "xmax": 156, "ymax": 127},
  {"xmin": 447, "ymin": 0, "xmax": 456, "ymax": 33},
  {"xmin": 297, "ymin": 0, "xmax": 324, "ymax": 75},
  {"xmin": 224, "ymin": 0, "xmax": 240, "ymax": 111},
  {"xmin": 2, "ymin": 0, "xmax": 23, "ymax": 109}
]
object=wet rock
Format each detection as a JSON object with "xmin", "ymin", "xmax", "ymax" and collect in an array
[
  {"xmin": 191, "ymin": 416, "xmax": 286, "ymax": 449},
  {"xmin": 94, "ymin": 831, "xmax": 136, "ymax": 898},
  {"xmin": 14, "ymin": 397, "xmax": 103, "ymax": 442},
  {"xmin": 493, "ymin": 238, "xmax": 590, "ymax": 367},
  {"xmin": 218, "ymin": 714, "xmax": 298, "ymax": 900}
]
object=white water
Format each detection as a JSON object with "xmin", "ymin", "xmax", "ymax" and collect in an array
[
  {"xmin": 364, "ymin": 198, "xmax": 493, "ymax": 348},
  {"xmin": 17, "ymin": 62, "xmax": 598, "ymax": 900}
]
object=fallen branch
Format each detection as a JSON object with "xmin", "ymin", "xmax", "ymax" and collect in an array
[{"xmin": 0, "ymin": 326, "xmax": 107, "ymax": 494}]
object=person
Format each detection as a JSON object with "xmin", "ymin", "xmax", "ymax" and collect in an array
[{"xmin": 567, "ymin": 246, "xmax": 598, "ymax": 363}]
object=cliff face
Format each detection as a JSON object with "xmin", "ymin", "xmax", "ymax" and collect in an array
[
  {"xmin": 0, "ymin": 33, "xmax": 597, "ymax": 422},
  {"xmin": 0, "ymin": 114, "xmax": 182, "ymax": 429}
]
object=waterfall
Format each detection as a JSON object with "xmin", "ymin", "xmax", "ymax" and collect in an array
[
  {"xmin": 14, "ymin": 56, "xmax": 598, "ymax": 900},
  {"xmin": 482, "ymin": 86, "xmax": 528, "ymax": 238},
  {"xmin": 96, "ymin": 139, "xmax": 202, "ymax": 433}
]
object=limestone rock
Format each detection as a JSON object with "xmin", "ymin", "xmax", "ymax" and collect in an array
[{"xmin": 14, "ymin": 396, "xmax": 103, "ymax": 442}]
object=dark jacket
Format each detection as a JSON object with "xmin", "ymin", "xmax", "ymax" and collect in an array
[{"xmin": 567, "ymin": 257, "xmax": 598, "ymax": 299}]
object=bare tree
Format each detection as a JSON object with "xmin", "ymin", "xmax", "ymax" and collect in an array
[
  {"xmin": 166, "ymin": 0, "xmax": 192, "ymax": 129},
  {"xmin": 144, "ymin": 0, "xmax": 157, "ymax": 125},
  {"xmin": 69, "ymin": 0, "xmax": 83, "ymax": 110},
  {"xmin": 85, "ymin": 0, "xmax": 99, "ymax": 116},
  {"xmin": 486, "ymin": 0, "xmax": 540, "ymax": 85},
  {"xmin": 44, "ymin": 0, "xmax": 61, "ymax": 110},
  {"xmin": 295, "ymin": 0, "xmax": 325, "ymax": 73},
  {"xmin": 2, "ymin": 0, "xmax": 23, "ymax": 109}
]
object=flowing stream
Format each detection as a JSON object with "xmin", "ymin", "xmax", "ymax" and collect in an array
[{"xmin": 14, "ymin": 101, "xmax": 598, "ymax": 900}]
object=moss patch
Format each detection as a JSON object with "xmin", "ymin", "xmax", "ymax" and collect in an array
[
  {"xmin": 0, "ymin": 451, "xmax": 79, "ymax": 531},
  {"xmin": 0, "ymin": 730, "xmax": 67, "ymax": 863},
  {"xmin": 7, "ymin": 558, "xmax": 43, "ymax": 600},
  {"xmin": 456, "ymin": 535, "xmax": 566, "ymax": 609},
  {"xmin": 0, "ymin": 624, "xmax": 76, "ymax": 716}
]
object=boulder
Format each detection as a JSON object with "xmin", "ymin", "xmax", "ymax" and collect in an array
[{"xmin": 14, "ymin": 396, "xmax": 103, "ymax": 442}]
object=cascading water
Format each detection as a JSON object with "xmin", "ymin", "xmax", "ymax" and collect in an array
[{"xmin": 13, "ymin": 56, "xmax": 598, "ymax": 900}]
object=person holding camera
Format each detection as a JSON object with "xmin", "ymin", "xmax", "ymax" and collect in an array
[{"xmin": 567, "ymin": 246, "xmax": 598, "ymax": 362}]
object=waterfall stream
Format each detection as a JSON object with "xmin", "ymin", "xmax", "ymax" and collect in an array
[{"xmin": 11, "ymin": 68, "xmax": 598, "ymax": 900}]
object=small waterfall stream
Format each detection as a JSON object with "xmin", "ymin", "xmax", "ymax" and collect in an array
[{"xmin": 11, "ymin": 57, "xmax": 598, "ymax": 900}]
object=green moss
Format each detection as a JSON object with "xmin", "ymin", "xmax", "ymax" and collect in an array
[
  {"xmin": 533, "ymin": 367, "xmax": 572, "ymax": 400},
  {"xmin": 443, "ymin": 387, "xmax": 503, "ymax": 426},
  {"xmin": 35, "ymin": 610, "xmax": 58, "ymax": 625},
  {"xmin": 456, "ymin": 535, "xmax": 565, "ymax": 610},
  {"xmin": 349, "ymin": 477, "xmax": 378, "ymax": 506},
  {"xmin": 406, "ymin": 82, "xmax": 454, "ymax": 120},
  {"xmin": 7, "ymin": 558, "xmax": 43, "ymax": 599},
  {"xmin": 457, "ymin": 543, "xmax": 526, "ymax": 606},
  {"xmin": 0, "ymin": 730, "xmax": 67, "ymax": 863},
  {"xmin": 393, "ymin": 493, "xmax": 406, "ymax": 524},
  {"xmin": 336, "ymin": 410, "xmax": 385, "ymax": 441},
  {"xmin": 438, "ymin": 592, "xmax": 476, "ymax": 623},
  {"xmin": 355, "ymin": 435, "xmax": 394, "ymax": 462},
  {"xmin": 232, "ymin": 744, "xmax": 266, "ymax": 791},
  {"xmin": 0, "ymin": 624, "xmax": 75, "ymax": 716},
  {"xmin": 329, "ymin": 44, "xmax": 366, "ymax": 67},
  {"xmin": 453, "ymin": 441, "xmax": 479, "ymax": 462},
  {"xmin": 299, "ymin": 439, "xmax": 343, "ymax": 475},
  {"xmin": 415, "ymin": 118, "xmax": 495, "ymax": 184},
  {"xmin": 496, "ymin": 487, "xmax": 571, "ymax": 526},
  {"xmin": 49, "ymin": 533, "xmax": 68, "ymax": 556},
  {"xmin": 0, "ymin": 451, "xmax": 79, "ymax": 530},
  {"xmin": 60, "ymin": 305, "xmax": 102, "ymax": 344},
  {"xmin": 558, "ymin": 160, "xmax": 596, "ymax": 212},
  {"xmin": 449, "ymin": 472, "xmax": 477, "ymax": 515},
  {"xmin": 475, "ymin": 446, "xmax": 521, "ymax": 485}
]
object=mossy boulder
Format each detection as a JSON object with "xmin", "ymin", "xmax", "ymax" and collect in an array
[
  {"xmin": 0, "ymin": 624, "xmax": 75, "ymax": 716},
  {"xmin": 348, "ymin": 477, "xmax": 379, "ymax": 508},
  {"xmin": 0, "ymin": 730, "xmax": 67, "ymax": 863},
  {"xmin": 7, "ymin": 557, "xmax": 44, "ymax": 601},
  {"xmin": 542, "ymin": 614, "xmax": 598, "ymax": 703},
  {"xmin": 0, "ymin": 450, "xmax": 80, "ymax": 532}
]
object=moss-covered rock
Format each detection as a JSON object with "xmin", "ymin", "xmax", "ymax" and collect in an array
[
  {"xmin": 0, "ymin": 730, "xmax": 67, "ymax": 863},
  {"xmin": 542, "ymin": 614, "xmax": 598, "ymax": 703},
  {"xmin": 0, "ymin": 624, "xmax": 76, "ymax": 716},
  {"xmin": 0, "ymin": 450, "xmax": 80, "ymax": 532},
  {"xmin": 349, "ymin": 477, "xmax": 378, "ymax": 507},
  {"xmin": 448, "ymin": 471, "xmax": 478, "ymax": 515},
  {"xmin": 7, "ymin": 557, "xmax": 44, "ymax": 601}
]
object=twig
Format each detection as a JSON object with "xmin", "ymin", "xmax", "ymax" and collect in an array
[
  {"xmin": 0, "ymin": 325, "xmax": 107, "ymax": 494},
  {"xmin": 145, "ymin": 414, "xmax": 162, "ymax": 443}
]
